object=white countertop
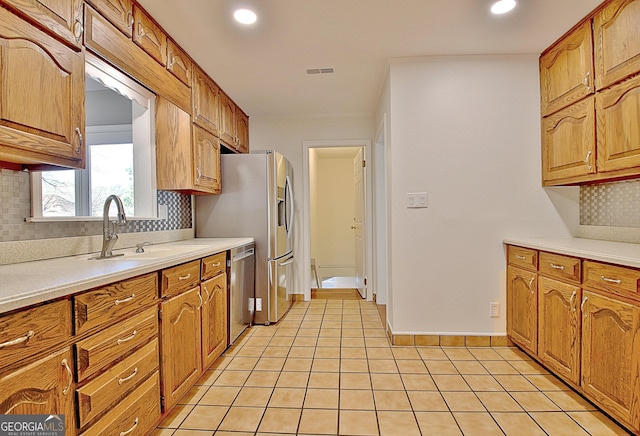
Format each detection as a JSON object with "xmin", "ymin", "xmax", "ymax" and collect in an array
[
  {"xmin": 0, "ymin": 238, "xmax": 253, "ymax": 315},
  {"xmin": 503, "ymin": 237, "xmax": 640, "ymax": 268}
]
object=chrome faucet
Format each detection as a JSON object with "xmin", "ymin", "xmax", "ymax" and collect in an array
[{"xmin": 98, "ymin": 194, "xmax": 127, "ymax": 259}]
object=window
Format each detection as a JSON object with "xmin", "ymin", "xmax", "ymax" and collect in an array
[{"xmin": 31, "ymin": 54, "xmax": 157, "ymax": 220}]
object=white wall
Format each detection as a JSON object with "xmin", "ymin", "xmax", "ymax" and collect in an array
[
  {"xmin": 249, "ymin": 116, "xmax": 374, "ymax": 295},
  {"xmin": 383, "ymin": 56, "xmax": 579, "ymax": 335}
]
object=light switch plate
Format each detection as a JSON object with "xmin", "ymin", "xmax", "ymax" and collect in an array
[{"xmin": 406, "ymin": 192, "xmax": 428, "ymax": 208}]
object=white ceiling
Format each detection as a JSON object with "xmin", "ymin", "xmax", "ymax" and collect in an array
[{"xmin": 137, "ymin": 0, "xmax": 603, "ymax": 118}]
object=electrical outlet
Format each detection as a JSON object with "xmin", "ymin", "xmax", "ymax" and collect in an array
[
  {"xmin": 256, "ymin": 298, "xmax": 262, "ymax": 311},
  {"xmin": 490, "ymin": 302, "xmax": 500, "ymax": 318}
]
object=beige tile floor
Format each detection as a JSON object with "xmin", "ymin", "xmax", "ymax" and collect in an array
[{"xmin": 152, "ymin": 299, "xmax": 631, "ymax": 436}]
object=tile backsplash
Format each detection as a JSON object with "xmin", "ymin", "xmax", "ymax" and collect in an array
[
  {"xmin": 580, "ymin": 179, "xmax": 640, "ymax": 228},
  {"xmin": 0, "ymin": 168, "xmax": 192, "ymax": 243}
]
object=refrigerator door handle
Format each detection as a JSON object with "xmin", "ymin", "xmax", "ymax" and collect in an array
[
  {"xmin": 285, "ymin": 175, "xmax": 294, "ymax": 236},
  {"xmin": 278, "ymin": 257, "xmax": 295, "ymax": 267}
]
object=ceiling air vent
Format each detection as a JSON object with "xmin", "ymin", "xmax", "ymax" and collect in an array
[{"xmin": 306, "ymin": 67, "xmax": 335, "ymax": 75}]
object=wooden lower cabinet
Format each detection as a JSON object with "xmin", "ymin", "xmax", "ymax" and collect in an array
[
  {"xmin": 537, "ymin": 277, "xmax": 581, "ymax": 385},
  {"xmin": 0, "ymin": 348, "xmax": 75, "ymax": 435},
  {"xmin": 507, "ymin": 266, "xmax": 538, "ymax": 354},
  {"xmin": 79, "ymin": 371, "xmax": 161, "ymax": 436},
  {"xmin": 201, "ymin": 273, "xmax": 228, "ymax": 369},
  {"xmin": 160, "ymin": 286, "xmax": 202, "ymax": 411},
  {"xmin": 581, "ymin": 290, "xmax": 640, "ymax": 430}
]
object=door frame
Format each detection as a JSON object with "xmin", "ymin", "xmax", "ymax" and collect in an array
[{"xmin": 302, "ymin": 139, "xmax": 373, "ymax": 302}]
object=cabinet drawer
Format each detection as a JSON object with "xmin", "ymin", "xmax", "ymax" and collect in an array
[
  {"xmin": 77, "ymin": 338, "xmax": 159, "ymax": 428},
  {"xmin": 507, "ymin": 245, "xmax": 538, "ymax": 271},
  {"xmin": 79, "ymin": 370, "xmax": 161, "ymax": 436},
  {"xmin": 202, "ymin": 251, "xmax": 226, "ymax": 280},
  {"xmin": 0, "ymin": 299, "xmax": 71, "ymax": 370},
  {"xmin": 583, "ymin": 260, "xmax": 640, "ymax": 298},
  {"xmin": 161, "ymin": 260, "xmax": 200, "ymax": 297},
  {"xmin": 75, "ymin": 272, "xmax": 158, "ymax": 335},
  {"xmin": 75, "ymin": 307, "xmax": 157, "ymax": 382},
  {"xmin": 539, "ymin": 252, "xmax": 581, "ymax": 283}
]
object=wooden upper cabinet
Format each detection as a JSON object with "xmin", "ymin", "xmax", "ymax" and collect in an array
[
  {"xmin": 193, "ymin": 66, "xmax": 220, "ymax": 135},
  {"xmin": 85, "ymin": 0, "xmax": 133, "ymax": 37},
  {"xmin": 594, "ymin": 0, "xmax": 640, "ymax": 90},
  {"xmin": 581, "ymin": 290, "xmax": 640, "ymax": 430},
  {"xmin": 0, "ymin": 7, "xmax": 85, "ymax": 168},
  {"xmin": 542, "ymin": 96, "xmax": 596, "ymax": 185},
  {"xmin": 540, "ymin": 20, "xmax": 594, "ymax": 116},
  {"xmin": 1, "ymin": 0, "xmax": 84, "ymax": 49},
  {"xmin": 219, "ymin": 91, "xmax": 237, "ymax": 148},
  {"xmin": 596, "ymin": 73, "xmax": 640, "ymax": 173},
  {"xmin": 167, "ymin": 39, "xmax": 192, "ymax": 87},
  {"xmin": 193, "ymin": 125, "xmax": 222, "ymax": 194},
  {"xmin": 236, "ymin": 109, "xmax": 250, "ymax": 153},
  {"xmin": 132, "ymin": 4, "xmax": 167, "ymax": 66}
]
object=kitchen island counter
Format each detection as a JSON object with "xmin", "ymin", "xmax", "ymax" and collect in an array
[{"xmin": 0, "ymin": 238, "xmax": 253, "ymax": 315}]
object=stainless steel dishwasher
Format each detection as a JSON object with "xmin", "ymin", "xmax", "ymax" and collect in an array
[{"xmin": 229, "ymin": 243, "xmax": 255, "ymax": 345}]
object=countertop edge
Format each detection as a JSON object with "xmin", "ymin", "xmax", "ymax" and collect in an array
[
  {"xmin": 0, "ymin": 238, "xmax": 254, "ymax": 315},
  {"xmin": 503, "ymin": 237, "xmax": 640, "ymax": 269}
]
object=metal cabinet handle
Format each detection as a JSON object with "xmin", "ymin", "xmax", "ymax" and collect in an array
[
  {"xmin": 515, "ymin": 255, "xmax": 526, "ymax": 260},
  {"xmin": 120, "ymin": 418, "xmax": 139, "ymax": 436},
  {"xmin": 126, "ymin": 11, "xmax": 134, "ymax": 30},
  {"xmin": 581, "ymin": 296, "xmax": 588, "ymax": 314},
  {"xmin": 178, "ymin": 273, "xmax": 191, "ymax": 281},
  {"xmin": 211, "ymin": 262, "xmax": 221, "ymax": 267},
  {"xmin": 203, "ymin": 286, "xmax": 210, "ymax": 299},
  {"xmin": 198, "ymin": 292, "xmax": 203, "ymax": 309},
  {"xmin": 585, "ymin": 150, "xmax": 592, "ymax": 171},
  {"xmin": 116, "ymin": 330, "xmax": 137, "ymax": 345},
  {"xmin": 75, "ymin": 127, "xmax": 83, "ymax": 155},
  {"xmin": 550, "ymin": 263, "xmax": 565, "ymax": 270},
  {"xmin": 0, "ymin": 330, "xmax": 34, "ymax": 349},
  {"xmin": 61, "ymin": 358, "xmax": 72, "ymax": 395},
  {"xmin": 137, "ymin": 22, "xmax": 145, "ymax": 38},
  {"xmin": 73, "ymin": 16, "xmax": 84, "ymax": 42},
  {"xmin": 584, "ymin": 71, "xmax": 591, "ymax": 91},
  {"xmin": 168, "ymin": 55, "xmax": 176, "ymax": 68},
  {"xmin": 196, "ymin": 167, "xmax": 202, "ymax": 182},
  {"xmin": 114, "ymin": 294, "xmax": 135, "ymax": 306},
  {"xmin": 569, "ymin": 290, "xmax": 577, "ymax": 312},
  {"xmin": 601, "ymin": 276, "xmax": 622, "ymax": 284},
  {"xmin": 118, "ymin": 367, "xmax": 138, "ymax": 385},
  {"xmin": 528, "ymin": 277, "xmax": 535, "ymax": 293}
]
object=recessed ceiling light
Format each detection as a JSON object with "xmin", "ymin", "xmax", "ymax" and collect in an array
[
  {"xmin": 234, "ymin": 8, "xmax": 257, "ymax": 25},
  {"xmin": 491, "ymin": 0, "xmax": 516, "ymax": 14}
]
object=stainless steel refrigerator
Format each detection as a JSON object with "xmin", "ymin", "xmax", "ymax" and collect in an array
[{"xmin": 195, "ymin": 150, "xmax": 294, "ymax": 325}]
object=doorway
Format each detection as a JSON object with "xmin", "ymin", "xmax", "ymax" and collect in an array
[{"xmin": 302, "ymin": 140, "xmax": 373, "ymax": 302}]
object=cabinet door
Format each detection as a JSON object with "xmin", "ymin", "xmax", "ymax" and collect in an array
[
  {"xmin": 1, "ymin": 0, "xmax": 84, "ymax": 49},
  {"xmin": 160, "ymin": 286, "xmax": 202, "ymax": 411},
  {"xmin": 540, "ymin": 20, "xmax": 594, "ymax": 116},
  {"xmin": 542, "ymin": 96, "xmax": 596, "ymax": 185},
  {"xmin": 581, "ymin": 291, "xmax": 640, "ymax": 430},
  {"xmin": 594, "ymin": 0, "xmax": 640, "ymax": 90},
  {"xmin": 193, "ymin": 67, "xmax": 220, "ymax": 135},
  {"xmin": 538, "ymin": 277, "xmax": 581, "ymax": 385},
  {"xmin": 0, "ymin": 348, "xmax": 75, "ymax": 435},
  {"xmin": 167, "ymin": 39, "xmax": 192, "ymax": 87},
  {"xmin": 596, "ymin": 74, "xmax": 640, "ymax": 173},
  {"xmin": 132, "ymin": 4, "xmax": 167, "ymax": 66},
  {"xmin": 155, "ymin": 96, "xmax": 193, "ymax": 191},
  {"xmin": 507, "ymin": 266, "xmax": 538, "ymax": 353},
  {"xmin": 219, "ymin": 91, "xmax": 237, "ymax": 148},
  {"xmin": 201, "ymin": 273, "xmax": 228, "ymax": 369},
  {"xmin": 193, "ymin": 125, "xmax": 221, "ymax": 194},
  {"xmin": 236, "ymin": 109, "xmax": 249, "ymax": 153},
  {"xmin": 86, "ymin": 0, "xmax": 133, "ymax": 36},
  {"xmin": 0, "ymin": 7, "xmax": 84, "ymax": 168}
]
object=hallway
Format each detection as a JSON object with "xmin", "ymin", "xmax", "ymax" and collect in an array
[{"xmin": 152, "ymin": 299, "xmax": 629, "ymax": 435}]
